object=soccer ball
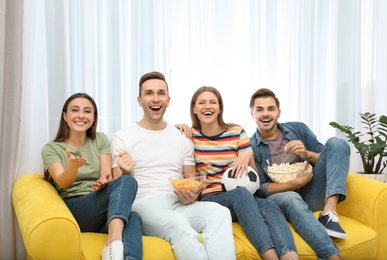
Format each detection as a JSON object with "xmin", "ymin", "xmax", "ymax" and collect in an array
[{"xmin": 221, "ymin": 166, "xmax": 260, "ymax": 195}]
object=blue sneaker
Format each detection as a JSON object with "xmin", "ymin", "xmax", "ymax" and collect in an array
[{"xmin": 318, "ymin": 211, "xmax": 347, "ymax": 239}]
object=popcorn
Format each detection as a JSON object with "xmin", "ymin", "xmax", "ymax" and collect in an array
[{"xmin": 266, "ymin": 162, "xmax": 304, "ymax": 183}]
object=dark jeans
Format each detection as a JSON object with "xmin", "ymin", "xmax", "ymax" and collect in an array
[
  {"xmin": 202, "ymin": 187, "xmax": 297, "ymax": 257},
  {"xmin": 65, "ymin": 175, "xmax": 142, "ymax": 260}
]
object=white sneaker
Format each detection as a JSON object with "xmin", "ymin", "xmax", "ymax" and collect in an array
[{"xmin": 101, "ymin": 240, "xmax": 124, "ymax": 260}]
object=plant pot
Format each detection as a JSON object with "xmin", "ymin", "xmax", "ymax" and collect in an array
[{"xmin": 357, "ymin": 173, "xmax": 387, "ymax": 183}]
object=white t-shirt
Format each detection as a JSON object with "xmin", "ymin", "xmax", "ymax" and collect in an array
[{"xmin": 111, "ymin": 123, "xmax": 195, "ymax": 206}]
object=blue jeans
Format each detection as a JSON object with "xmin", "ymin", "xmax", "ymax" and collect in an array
[
  {"xmin": 65, "ymin": 175, "xmax": 142, "ymax": 260},
  {"xmin": 266, "ymin": 138, "xmax": 349, "ymax": 260},
  {"xmin": 268, "ymin": 192, "xmax": 340, "ymax": 260},
  {"xmin": 299, "ymin": 137, "xmax": 350, "ymax": 212},
  {"xmin": 201, "ymin": 188, "xmax": 296, "ymax": 257}
]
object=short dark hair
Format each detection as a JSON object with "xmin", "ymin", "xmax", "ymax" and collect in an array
[
  {"xmin": 249, "ymin": 88, "xmax": 280, "ymax": 110},
  {"xmin": 138, "ymin": 71, "xmax": 169, "ymax": 96}
]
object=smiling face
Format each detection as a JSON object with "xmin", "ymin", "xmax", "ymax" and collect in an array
[
  {"xmin": 63, "ymin": 97, "xmax": 95, "ymax": 134},
  {"xmin": 251, "ymin": 96, "xmax": 281, "ymax": 138},
  {"xmin": 192, "ymin": 91, "xmax": 221, "ymax": 127},
  {"xmin": 137, "ymin": 78, "xmax": 170, "ymax": 126}
]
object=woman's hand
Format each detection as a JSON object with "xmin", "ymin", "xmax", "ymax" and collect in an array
[
  {"xmin": 175, "ymin": 124, "xmax": 192, "ymax": 138},
  {"xmin": 66, "ymin": 148, "xmax": 87, "ymax": 170},
  {"xmin": 47, "ymin": 149, "xmax": 87, "ymax": 189},
  {"xmin": 92, "ymin": 173, "xmax": 111, "ymax": 191},
  {"xmin": 229, "ymin": 151, "xmax": 252, "ymax": 178}
]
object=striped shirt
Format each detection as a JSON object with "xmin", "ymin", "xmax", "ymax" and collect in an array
[{"xmin": 191, "ymin": 125, "xmax": 253, "ymax": 197}]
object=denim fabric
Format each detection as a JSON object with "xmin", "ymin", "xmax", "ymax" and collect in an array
[
  {"xmin": 268, "ymin": 192, "xmax": 340, "ymax": 259},
  {"xmin": 250, "ymin": 122, "xmax": 350, "ymax": 210},
  {"xmin": 133, "ymin": 194, "xmax": 236, "ymax": 260},
  {"xmin": 298, "ymin": 137, "xmax": 350, "ymax": 211},
  {"xmin": 250, "ymin": 122, "xmax": 350, "ymax": 259},
  {"xmin": 201, "ymin": 188, "xmax": 297, "ymax": 258},
  {"xmin": 65, "ymin": 175, "xmax": 142, "ymax": 260}
]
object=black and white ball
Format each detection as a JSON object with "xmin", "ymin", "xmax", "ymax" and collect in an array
[{"xmin": 221, "ymin": 166, "xmax": 260, "ymax": 195}]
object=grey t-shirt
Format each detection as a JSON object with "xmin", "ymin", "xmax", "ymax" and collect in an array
[
  {"xmin": 264, "ymin": 131, "xmax": 300, "ymax": 164},
  {"xmin": 264, "ymin": 131, "xmax": 289, "ymax": 157}
]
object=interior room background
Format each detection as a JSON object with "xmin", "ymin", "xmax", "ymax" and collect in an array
[{"xmin": 2, "ymin": 0, "xmax": 386, "ymax": 259}]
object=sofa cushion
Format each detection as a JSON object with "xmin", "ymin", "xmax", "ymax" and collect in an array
[
  {"xmin": 232, "ymin": 213, "xmax": 377, "ymax": 260},
  {"xmin": 13, "ymin": 173, "xmax": 385, "ymax": 260},
  {"xmin": 311, "ymin": 212, "xmax": 377, "ymax": 260},
  {"xmin": 81, "ymin": 231, "xmax": 246, "ymax": 260},
  {"xmin": 81, "ymin": 233, "xmax": 176, "ymax": 260}
]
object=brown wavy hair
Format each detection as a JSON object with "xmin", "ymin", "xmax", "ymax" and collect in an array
[
  {"xmin": 190, "ymin": 86, "xmax": 236, "ymax": 130},
  {"xmin": 45, "ymin": 92, "xmax": 98, "ymax": 183},
  {"xmin": 53, "ymin": 92, "xmax": 98, "ymax": 142}
]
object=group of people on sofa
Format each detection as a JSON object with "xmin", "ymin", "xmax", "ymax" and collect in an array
[{"xmin": 41, "ymin": 71, "xmax": 350, "ymax": 260}]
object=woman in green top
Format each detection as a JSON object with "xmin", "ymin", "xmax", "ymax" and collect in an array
[{"xmin": 42, "ymin": 93, "xmax": 142, "ymax": 260}]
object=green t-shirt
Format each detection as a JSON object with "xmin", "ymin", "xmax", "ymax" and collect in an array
[{"xmin": 41, "ymin": 132, "xmax": 111, "ymax": 199}]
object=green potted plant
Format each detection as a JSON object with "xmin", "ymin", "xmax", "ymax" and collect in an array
[{"xmin": 330, "ymin": 112, "xmax": 387, "ymax": 174}]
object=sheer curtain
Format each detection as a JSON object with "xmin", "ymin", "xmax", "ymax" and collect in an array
[
  {"xmin": 1, "ymin": 0, "xmax": 23, "ymax": 259},
  {"xmin": 38, "ymin": 0, "xmax": 386, "ymax": 172},
  {"xmin": 6, "ymin": 0, "xmax": 387, "ymax": 258}
]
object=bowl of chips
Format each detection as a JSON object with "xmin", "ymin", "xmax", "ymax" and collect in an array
[
  {"xmin": 169, "ymin": 173, "xmax": 206, "ymax": 193},
  {"xmin": 263, "ymin": 153, "xmax": 305, "ymax": 183}
]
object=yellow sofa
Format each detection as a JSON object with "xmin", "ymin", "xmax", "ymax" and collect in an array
[{"xmin": 12, "ymin": 172, "xmax": 387, "ymax": 260}]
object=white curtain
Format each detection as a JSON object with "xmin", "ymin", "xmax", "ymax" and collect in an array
[{"xmin": 7, "ymin": 0, "xmax": 387, "ymax": 258}]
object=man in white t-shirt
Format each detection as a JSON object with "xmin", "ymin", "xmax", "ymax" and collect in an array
[{"xmin": 111, "ymin": 71, "xmax": 236, "ymax": 260}]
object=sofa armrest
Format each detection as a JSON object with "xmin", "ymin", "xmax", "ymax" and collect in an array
[
  {"xmin": 337, "ymin": 172, "xmax": 387, "ymax": 259},
  {"xmin": 12, "ymin": 173, "xmax": 82, "ymax": 260}
]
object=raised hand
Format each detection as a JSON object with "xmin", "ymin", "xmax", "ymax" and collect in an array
[
  {"xmin": 66, "ymin": 148, "xmax": 87, "ymax": 170},
  {"xmin": 284, "ymin": 140, "xmax": 310, "ymax": 159},
  {"xmin": 117, "ymin": 152, "xmax": 135, "ymax": 175}
]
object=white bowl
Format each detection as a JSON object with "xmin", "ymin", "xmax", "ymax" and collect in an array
[{"xmin": 169, "ymin": 173, "xmax": 206, "ymax": 193}]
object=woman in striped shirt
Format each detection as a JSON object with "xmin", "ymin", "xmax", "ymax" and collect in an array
[{"xmin": 189, "ymin": 86, "xmax": 298, "ymax": 260}]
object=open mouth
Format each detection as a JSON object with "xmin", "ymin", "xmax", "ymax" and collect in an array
[
  {"xmin": 150, "ymin": 106, "xmax": 161, "ymax": 111},
  {"xmin": 203, "ymin": 111, "xmax": 213, "ymax": 116},
  {"xmin": 75, "ymin": 121, "xmax": 87, "ymax": 126}
]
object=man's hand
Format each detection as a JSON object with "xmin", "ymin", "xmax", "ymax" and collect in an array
[
  {"xmin": 117, "ymin": 152, "xmax": 135, "ymax": 175},
  {"xmin": 174, "ymin": 188, "xmax": 203, "ymax": 204},
  {"xmin": 290, "ymin": 161, "xmax": 313, "ymax": 189},
  {"xmin": 284, "ymin": 140, "xmax": 310, "ymax": 159}
]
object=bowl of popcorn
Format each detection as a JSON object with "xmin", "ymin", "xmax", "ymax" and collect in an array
[
  {"xmin": 263, "ymin": 154, "xmax": 305, "ymax": 183},
  {"xmin": 169, "ymin": 173, "xmax": 206, "ymax": 193}
]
